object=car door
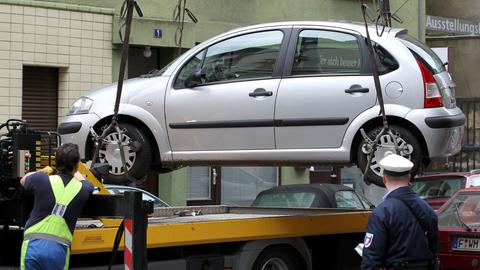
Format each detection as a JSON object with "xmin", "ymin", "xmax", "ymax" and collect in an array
[
  {"xmin": 166, "ymin": 29, "xmax": 288, "ymax": 153},
  {"xmin": 275, "ymin": 27, "xmax": 377, "ymax": 149}
]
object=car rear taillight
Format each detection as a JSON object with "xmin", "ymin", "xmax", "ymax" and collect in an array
[{"xmin": 417, "ymin": 59, "xmax": 443, "ymax": 108}]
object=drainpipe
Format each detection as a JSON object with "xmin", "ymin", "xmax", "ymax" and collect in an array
[{"xmin": 418, "ymin": 0, "xmax": 424, "ymax": 41}]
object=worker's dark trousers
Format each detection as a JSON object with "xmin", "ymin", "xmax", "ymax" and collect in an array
[{"xmin": 21, "ymin": 239, "xmax": 68, "ymax": 270}]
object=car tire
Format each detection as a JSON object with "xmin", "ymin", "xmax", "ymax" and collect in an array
[
  {"xmin": 97, "ymin": 123, "xmax": 152, "ymax": 184},
  {"xmin": 357, "ymin": 124, "xmax": 422, "ymax": 187},
  {"xmin": 252, "ymin": 246, "xmax": 304, "ymax": 270}
]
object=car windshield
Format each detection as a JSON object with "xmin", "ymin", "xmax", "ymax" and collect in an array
[
  {"xmin": 411, "ymin": 176, "xmax": 466, "ymax": 200},
  {"xmin": 252, "ymin": 192, "xmax": 316, "ymax": 208},
  {"xmin": 335, "ymin": 190, "xmax": 368, "ymax": 209},
  {"xmin": 438, "ymin": 192, "xmax": 480, "ymax": 229},
  {"xmin": 397, "ymin": 34, "xmax": 446, "ymax": 74}
]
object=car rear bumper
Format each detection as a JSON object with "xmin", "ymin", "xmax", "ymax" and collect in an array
[
  {"xmin": 425, "ymin": 113, "xmax": 465, "ymax": 128},
  {"xmin": 405, "ymin": 107, "xmax": 465, "ymax": 158},
  {"xmin": 439, "ymin": 252, "xmax": 480, "ymax": 269},
  {"xmin": 58, "ymin": 113, "xmax": 101, "ymax": 158}
]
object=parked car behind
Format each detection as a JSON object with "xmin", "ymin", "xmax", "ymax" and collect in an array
[
  {"xmin": 104, "ymin": 184, "xmax": 170, "ymax": 208},
  {"xmin": 412, "ymin": 171, "xmax": 480, "ymax": 210},
  {"xmin": 59, "ymin": 21, "xmax": 465, "ymax": 186},
  {"xmin": 251, "ymin": 183, "xmax": 374, "ymax": 210},
  {"xmin": 437, "ymin": 187, "xmax": 480, "ymax": 269}
]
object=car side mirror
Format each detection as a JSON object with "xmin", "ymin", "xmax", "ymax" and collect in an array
[{"xmin": 184, "ymin": 69, "xmax": 203, "ymax": 88}]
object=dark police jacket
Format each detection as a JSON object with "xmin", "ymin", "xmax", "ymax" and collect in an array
[{"xmin": 361, "ymin": 186, "xmax": 439, "ymax": 270}]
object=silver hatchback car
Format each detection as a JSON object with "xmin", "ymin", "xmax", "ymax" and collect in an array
[{"xmin": 59, "ymin": 21, "xmax": 465, "ymax": 185}]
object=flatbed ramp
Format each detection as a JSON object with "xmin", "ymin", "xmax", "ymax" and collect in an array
[{"xmin": 71, "ymin": 206, "xmax": 370, "ymax": 254}]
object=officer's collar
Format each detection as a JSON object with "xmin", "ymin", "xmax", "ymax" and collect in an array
[{"xmin": 383, "ymin": 186, "xmax": 410, "ymax": 200}]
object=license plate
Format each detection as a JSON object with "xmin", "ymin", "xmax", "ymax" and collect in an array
[{"xmin": 453, "ymin": 237, "xmax": 480, "ymax": 251}]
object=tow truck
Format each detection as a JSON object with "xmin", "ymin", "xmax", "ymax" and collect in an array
[{"xmin": 0, "ymin": 119, "xmax": 369, "ymax": 269}]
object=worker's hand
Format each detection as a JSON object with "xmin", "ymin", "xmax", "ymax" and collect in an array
[
  {"xmin": 20, "ymin": 171, "xmax": 37, "ymax": 187},
  {"xmin": 74, "ymin": 171, "xmax": 86, "ymax": 181},
  {"xmin": 39, "ymin": 166, "xmax": 54, "ymax": 175}
]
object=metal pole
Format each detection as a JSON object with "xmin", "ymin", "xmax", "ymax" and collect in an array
[{"xmin": 124, "ymin": 191, "xmax": 149, "ymax": 270}]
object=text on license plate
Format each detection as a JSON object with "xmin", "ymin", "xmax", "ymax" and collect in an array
[{"xmin": 453, "ymin": 237, "xmax": 480, "ymax": 251}]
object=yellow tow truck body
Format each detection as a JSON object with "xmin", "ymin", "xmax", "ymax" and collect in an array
[{"xmin": 70, "ymin": 163, "xmax": 370, "ymax": 269}]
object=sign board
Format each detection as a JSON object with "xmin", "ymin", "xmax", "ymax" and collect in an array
[
  {"xmin": 154, "ymin": 29, "xmax": 162, "ymax": 38},
  {"xmin": 426, "ymin": 15, "xmax": 480, "ymax": 36}
]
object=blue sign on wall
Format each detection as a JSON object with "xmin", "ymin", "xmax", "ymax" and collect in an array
[{"xmin": 154, "ymin": 29, "xmax": 162, "ymax": 38}]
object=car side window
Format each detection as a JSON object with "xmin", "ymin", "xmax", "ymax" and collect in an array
[
  {"xmin": 203, "ymin": 31, "xmax": 284, "ymax": 84},
  {"xmin": 174, "ymin": 51, "xmax": 204, "ymax": 89},
  {"xmin": 335, "ymin": 190, "xmax": 365, "ymax": 209},
  {"xmin": 292, "ymin": 30, "xmax": 362, "ymax": 75},
  {"xmin": 373, "ymin": 42, "xmax": 399, "ymax": 75}
]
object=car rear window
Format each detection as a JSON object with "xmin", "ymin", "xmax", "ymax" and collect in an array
[
  {"xmin": 335, "ymin": 190, "xmax": 365, "ymax": 209},
  {"xmin": 438, "ymin": 192, "xmax": 480, "ymax": 229},
  {"xmin": 411, "ymin": 176, "xmax": 466, "ymax": 200},
  {"xmin": 397, "ymin": 34, "xmax": 446, "ymax": 74},
  {"xmin": 253, "ymin": 192, "xmax": 316, "ymax": 208}
]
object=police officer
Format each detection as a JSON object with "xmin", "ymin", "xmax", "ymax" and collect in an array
[
  {"xmin": 361, "ymin": 153, "xmax": 439, "ymax": 270},
  {"xmin": 19, "ymin": 143, "xmax": 94, "ymax": 270}
]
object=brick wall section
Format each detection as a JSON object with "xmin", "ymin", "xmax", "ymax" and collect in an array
[{"xmin": 0, "ymin": 2, "xmax": 114, "ymax": 125}]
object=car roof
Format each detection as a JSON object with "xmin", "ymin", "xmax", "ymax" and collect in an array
[
  {"xmin": 414, "ymin": 172, "xmax": 470, "ymax": 180},
  {"xmin": 224, "ymin": 20, "xmax": 405, "ymax": 37},
  {"xmin": 103, "ymin": 184, "xmax": 170, "ymax": 207},
  {"xmin": 255, "ymin": 183, "xmax": 358, "ymax": 208}
]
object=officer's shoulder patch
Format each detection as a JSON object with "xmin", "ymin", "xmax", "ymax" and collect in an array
[{"xmin": 364, "ymin": 232, "xmax": 374, "ymax": 248}]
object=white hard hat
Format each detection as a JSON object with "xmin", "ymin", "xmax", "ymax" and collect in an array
[{"xmin": 379, "ymin": 153, "xmax": 413, "ymax": 176}]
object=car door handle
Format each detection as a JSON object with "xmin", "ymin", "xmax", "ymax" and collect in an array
[
  {"xmin": 249, "ymin": 88, "xmax": 273, "ymax": 97},
  {"xmin": 345, "ymin": 85, "xmax": 369, "ymax": 94}
]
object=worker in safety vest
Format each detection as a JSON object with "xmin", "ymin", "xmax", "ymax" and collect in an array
[
  {"xmin": 19, "ymin": 143, "xmax": 94, "ymax": 270},
  {"xmin": 361, "ymin": 153, "xmax": 439, "ymax": 270}
]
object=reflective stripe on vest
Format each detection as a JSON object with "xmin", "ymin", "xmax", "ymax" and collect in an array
[{"xmin": 24, "ymin": 175, "xmax": 82, "ymax": 245}]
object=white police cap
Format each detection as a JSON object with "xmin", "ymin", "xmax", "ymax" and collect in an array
[{"xmin": 379, "ymin": 153, "xmax": 413, "ymax": 176}]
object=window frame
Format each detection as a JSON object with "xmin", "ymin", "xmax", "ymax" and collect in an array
[
  {"xmin": 283, "ymin": 27, "xmax": 372, "ymax": 78},
  {"xmin": 172, "ymin": 28, "xmax": 292, "ymax": 89}
]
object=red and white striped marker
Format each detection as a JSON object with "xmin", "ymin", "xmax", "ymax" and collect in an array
[{"xmin": 124, "ymin": 219, "xmax": 133, "ymax": 270}]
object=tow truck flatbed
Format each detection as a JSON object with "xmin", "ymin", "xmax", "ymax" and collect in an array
[{"xmin": 72, "ymin": 206, "xmax": 369, "ymax": 254}]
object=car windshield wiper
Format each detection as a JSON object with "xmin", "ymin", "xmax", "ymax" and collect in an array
[
  {"xmin": 139, "ymin": 68, "xmax": 163, "ymax": 78},
  {"xmin": 455, "ymin": 202, "xmax": 472, "ymax": 232}
]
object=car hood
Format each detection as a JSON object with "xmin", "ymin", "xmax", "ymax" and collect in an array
[
  {"xmin": 86, "ymin": 77, "xmax": 158, "ymax": 101},
  {"xmin": 84, "ymin": 76, "xmax": 169, "ymax": 116}
]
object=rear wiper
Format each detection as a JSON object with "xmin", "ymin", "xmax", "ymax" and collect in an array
[{"xmin": 455, "ymin": 202, "xmax": 472, "ymax": 232}]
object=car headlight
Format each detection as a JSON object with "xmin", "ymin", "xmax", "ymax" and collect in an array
[{"xmin": 69, "ymin": 97, "xmax": 93, "ymax": 115}]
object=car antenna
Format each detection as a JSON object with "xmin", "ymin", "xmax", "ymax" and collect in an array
[
  {"xmin": 358, "ymin": 0, "xmax": 400, "ymax": 186},
  {"xmin": 90, "ymin": 0, "xmax": 144, "ymax": 183}
]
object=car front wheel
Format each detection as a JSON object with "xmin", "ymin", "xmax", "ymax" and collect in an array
[
  {"xmin": 357, "ymin": 125, "xmax": 422, "ymax": 187},
  {"xmin": 96, "ymin": 123, "xmax": 152, "ymax": 184}
]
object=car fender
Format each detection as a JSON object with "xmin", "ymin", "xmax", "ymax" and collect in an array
[
  {"xmin": 94, "ymin": 103, "xmax": 172, "ymax": 162},
  {"xmin": 342, "ymin": 104, "xmax": 412, "ymax": 151},
  {"xmin": 234, "ymin": 238, "xmax": 312, "ymax": 270}
]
